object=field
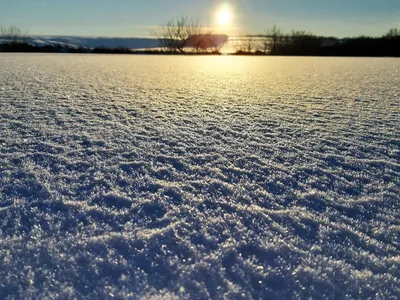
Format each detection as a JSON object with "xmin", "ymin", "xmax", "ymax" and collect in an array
[{"xmin": 0, "ymin": 54, "xmax": 399, "ymax": 299}]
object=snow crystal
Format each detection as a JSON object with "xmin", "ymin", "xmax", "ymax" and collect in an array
[{"xmin": 0, "ymin": 54, "xmax": 399, "ymax": 299}]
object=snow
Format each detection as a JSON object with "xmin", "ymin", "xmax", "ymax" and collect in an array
[
  {"xmin": 30, "ymin": 36, "xmax": 159, "ymax": 49},
  {"xmin": 0, "ymin": 54, "xmax": 399, "ymax": 299}
]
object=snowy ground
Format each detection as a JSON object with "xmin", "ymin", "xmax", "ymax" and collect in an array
[{"xmin": 0, "ymin": 54, "xmax": 399, "ymax": 299}]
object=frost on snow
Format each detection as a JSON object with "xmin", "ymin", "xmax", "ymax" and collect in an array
[{"xmin": 0, "ymin": 55, "xmax": 399, "ymax": 299}]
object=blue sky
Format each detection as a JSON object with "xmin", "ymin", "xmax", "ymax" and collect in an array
[{"xmin": 0, "ymin": 0, "xmax": 399, "ymax": 37}]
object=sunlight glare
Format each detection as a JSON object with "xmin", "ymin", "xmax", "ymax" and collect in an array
[{"xmin": 218, "ymin": 9, "xmax": 231, "ymax": 25}]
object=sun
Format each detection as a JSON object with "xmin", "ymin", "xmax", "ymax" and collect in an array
[{"xmin": 218, "ymin": 9, "xmax": 231, "ymax": 25}]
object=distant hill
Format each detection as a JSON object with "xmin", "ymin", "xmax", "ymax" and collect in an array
[{"xmin": 30, "ymin": 36, "xmax": 159, "ymax": 50}]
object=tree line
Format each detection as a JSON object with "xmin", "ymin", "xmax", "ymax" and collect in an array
[
  {"xmin": 250, "ymin": 25, "xmax": 400, "ymax": 56},
  {"xmin": 1, "ymin": 22, "xmax": 399, "ymax": 56},
  {"xmin": 152, "ymin": 18, "xmax": 399, "ymax": 56}
]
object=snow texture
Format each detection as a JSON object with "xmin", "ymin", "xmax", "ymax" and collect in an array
[{"xmin": 0, "ymin": 54, "xmax": 399, "ymax": 299}]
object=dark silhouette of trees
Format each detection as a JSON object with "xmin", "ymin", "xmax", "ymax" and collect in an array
[
  {"xmin": 0, "ymin": 25, "xmax": 29, "ymax": 45},
  {"xmin": 257, "ymin": 25, "xmax": 400, "ymax": 57},
  {"xmin": 185, "ymin": 34, "xmax": 228, "ymax": 53},
  {"xmin": 152, "ymin": 17, "xmax": 227, "ymax": 53},
  {"xmin": 262, "ymin": 25, "xmax": 286, "ymax": 54},
  {"xmin": 233, "ymin": 35, "xmax": 258, "ymax": 54},
  {"xmin": 383, "ymin": 28, "xmax": 400, "ymax": 56},
  {"xmin": 1, "ymin": 22, "xmax": 399, "ymax": 56},
  {"xmin": 242, "ymin": 35, "xmax": 255, "ymax": 53},
  {"xmin": 385, "ymin": 28, "xmax": 400, "ymax": 38},
  {"xmin": 281, "ymin": 31, "xmax": 324, "ymax": 55},
  {"xmin": 152, "ymin": 17, "xmax": 204, "ymax": 53},
  {"xmin": 0, "ymin": 25, "xmax": 34, "ymax": 52}
]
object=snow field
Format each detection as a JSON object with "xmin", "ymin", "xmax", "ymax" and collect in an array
[{"xmin": 0, "ymin": 54, "xmax": 399, "ymax": 299}]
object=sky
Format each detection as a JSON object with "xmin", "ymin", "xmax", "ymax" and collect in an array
[{"xmin": 0, "ymin": 0, "xmax": 399, "ymax": 37}]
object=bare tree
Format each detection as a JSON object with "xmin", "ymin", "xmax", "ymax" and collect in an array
[
  {"xmin": 263, "ymin": 24, "xmax": 286, "ymax": 54},
  {"xmin": 151, "ymin": 20, "xmax": 178, "ymax": 52},
  {"xmin": 170, "ymin": 17, "xmax": 188, "ymax": 52},
  {"xmin": 385, "ymin": 28, "xmax": 400, "ymax": 38},
  {"xmin": 261, "ymin": 33, "xmax": 270, "ymax": 54},
  {"xmin": 152, "ymin": 17, "xmax": 204, "ymax": 53},
  {"xmin": 244, "ymin": 35, "xmax": 255, "ymax": 53},
  {"xmin": 0, "ymin": 25, "xmax": 28, "ymax": 44},
  {"xmin": 233, "ymin": 35, "xmax": 256, "ymax": 53},
  {"xmin": 186, "ymin": 33, "xmax": 228, "ymax": 53},
  {"xmin": 208, "ymin": 34, "xmax": 228, "ymax": 53}
]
